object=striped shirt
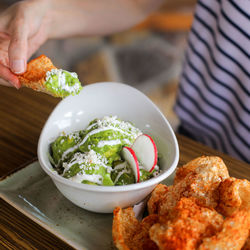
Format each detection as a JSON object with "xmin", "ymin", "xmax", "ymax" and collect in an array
[{"xmin": 174, "ymin": 0, "xmax": 250, "ymax": 163}]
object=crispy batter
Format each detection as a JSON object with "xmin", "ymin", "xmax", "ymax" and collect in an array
[
  {"xmin": 147, "ymin": 184, "xmax": 169, "ymax": 214},
  {"xmin": 112, "ymin": 156, "xmax": 250, "ymax": 250},
  {"xmin": 174, "ymin": 156, "xmax": 209, "ymax": 185},
  {"xmin": 133, "ymin": 214, "xmax": 159, "ymax": 250},
  {"xmin": 159, "ymin": 156, "xmax": 229, "ymax": 214},
  {"xmin": 174, "ymin": 156, "xmax": 228, "ymax": 185},
  {"xmin": 18, "ymin": 55, "xmax": 57, "ymax": 96},
  {"xmin": 112, "ymin": 207, "xmax": 158, "ymax": 250},
  {"xmin": 198, "ymin": 209, "xmax": 250, "ymax": 250},
  {"xmin": 217, "ymin": 177, "xmax": 250, "ymax": 217},
  {"xmin": 150, "ymin": 198, "xmax": 224, "ymax": 250},
  {"xmin": 242, "ymin": 236, "xmax": 250, "ymax": 250},
  {"xmin": 112, "ymin": 207, "xmax": 140, "ymax": 250}
]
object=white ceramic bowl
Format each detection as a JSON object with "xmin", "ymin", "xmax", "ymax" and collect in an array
[{"xmin": 38, "ymin": 82, "xmax": 179, "ymax": 213}]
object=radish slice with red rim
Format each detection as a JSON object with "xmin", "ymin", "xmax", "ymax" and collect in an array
[
  {"xmin": 121, "ymin": 146, "xmax": 140, "ymax": 183},
  {"xmin": 132, "ymin": 134, "xmax": 157, "ymax": 172}
]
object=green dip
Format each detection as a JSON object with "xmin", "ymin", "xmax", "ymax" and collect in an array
[
  {"xmin": 49, "ymin": 116, "xmax": 159, "ymax": 186},
  {"xmin": 45, "ymin": 69, "xmax": 82, "ymax": 97}
]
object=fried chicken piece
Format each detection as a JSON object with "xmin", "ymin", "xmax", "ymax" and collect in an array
[
  {"xmin": 217, "ymin": 177, "xmax": 250, "ymax": 217},
  {"xmin": 150, "ymin": 198, "xmax": 224, "ymax": 250},
  {"xmin": 133, "ymin": 214, "xmax": 159, "ymax": 250},
  {"xmin": 242, "ymin": 236, "xmax": 250, "ymax": 250},
  {"xmin": 113, "ymin": 207, "xmax": 158, "ymax": 250},
  {"xmin": 113, "ymin": 207, "xmax": 140, "ymax": 250},
  {"xmin": 18, "ymin": 55, "xmax": 57, "ymax": 95},
  {"xmin": 159, "ymin": 156, "xmax": 229, "ymax": 214},
  {"xmin": 174, "ymin": 156, "xmax": 228, "ymax": 185},
  {"xmin": 147, "ymin": 184, "xmax": 169, "ymax": 214},
  {"xmin": 198, "ymin": 209, "xmax": 250, "ymax": 250},
  {"xmin": 174, "ymin": 156, "xmax": 210, "ymax": 184}
]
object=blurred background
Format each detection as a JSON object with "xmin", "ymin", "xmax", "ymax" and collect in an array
[{"xmin": 1, "ymin": 0, "xmax": 196, "ymax": 131}]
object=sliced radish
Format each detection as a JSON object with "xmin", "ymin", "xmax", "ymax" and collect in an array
[
  {"xmin": 121, "ymin": 146, "xmax": 140, "ymax": 183},
  {"xmin": 132, "ymin": 134, "xmax": 157, "ymax": 172}
]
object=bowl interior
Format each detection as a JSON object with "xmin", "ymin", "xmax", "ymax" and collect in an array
[{"xmin": 38, "ymin": 82, "xmax": 179, "ymax": 189}]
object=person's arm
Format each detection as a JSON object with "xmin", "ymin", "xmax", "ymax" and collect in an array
[
  {"xmin": 48, "ymin": 0, "xmax": 164, "ymax": 38},
  {"xmin": 0, "ymin": 0, "xmax": 164, "ymax": 88}
]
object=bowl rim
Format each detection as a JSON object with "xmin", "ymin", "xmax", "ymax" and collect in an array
[{"xmin": 38, "ymin": 82, "xmax": 179, "ymax": 192}]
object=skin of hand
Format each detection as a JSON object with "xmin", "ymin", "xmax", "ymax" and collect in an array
[
  {"xmin": 0, "ymin": 0, "xmax": 51, "ymax": 88},
  {"xmin": 0, "ymin": 0, "xmax": 163, "ymax": 89}
]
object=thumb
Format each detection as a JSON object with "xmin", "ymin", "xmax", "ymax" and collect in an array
[{"xmin": 8, "ymin": 22, "xmax": 28, "ymax": 74}]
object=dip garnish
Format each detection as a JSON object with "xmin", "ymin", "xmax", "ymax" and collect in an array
[{"xmin": 49, "ymin": 116, "xmax": 160, "ymax": 186}]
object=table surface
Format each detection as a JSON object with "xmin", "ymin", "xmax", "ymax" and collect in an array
[{"xmin": 0, "ymin": 86, "xmax": 249, "ymax": 249}]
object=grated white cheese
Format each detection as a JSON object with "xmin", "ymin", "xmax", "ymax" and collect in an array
[
  {"xmin": 69, "ymin": 173, "xmax": 103, "ymax": 185},
  {"xmin": 113, "ymin": 162, "xmax": 131, "ymax": 185},
  {"xmin": 61, "ymin": 116, "xmax": 142, "ymax": 161},
  {"xmin": 62, "ymin": 150, "xmax": 112, "ymax": 183},
  {"xmin": 45, "ymin": 69, "xmax": 81, "ymax": 94},
  {"xmin": 97, "ymin": 139, "xmax": 121, "ymax": 148}
]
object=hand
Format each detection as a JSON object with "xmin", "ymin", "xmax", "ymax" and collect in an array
[{"xmin": 0, "ymin": 0, "xmax": 51, "ymax": 88}]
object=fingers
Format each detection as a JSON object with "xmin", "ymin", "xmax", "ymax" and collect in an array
[
  {"xmin": 0, "ymin": 32, "xmax": 10, "ymax": 40},
  {"xmin": 0, "ymin": 78, "xmax": 13, "ymax": 87},
  {"xmin": 27, "ymin": 24, "xmax": 48, "ymax": 59},
  {"xmin": 0, "ymin": 63, "xmax": 20, "ymax": 88},
  {"xmin": 8, "ymin": 20, "xmax": 28, "ymax": 74}
]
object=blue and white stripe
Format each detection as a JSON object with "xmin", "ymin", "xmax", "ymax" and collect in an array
[{"xmin": 175, "ymin": 0, "xmax": 250, "ymax": 162}]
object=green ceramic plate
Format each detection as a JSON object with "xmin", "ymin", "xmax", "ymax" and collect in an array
[{"xmin": 0, "ymin": 161, "xmax": 175, "ymax": 249}]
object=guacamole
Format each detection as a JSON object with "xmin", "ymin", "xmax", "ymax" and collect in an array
[
  {"xmin": 45, "ymin": 69, "xmax": 82, "ymax": 97},
  {"xmin": 49, "ymin": 116, "xmax": 159, "ymax": 186}
]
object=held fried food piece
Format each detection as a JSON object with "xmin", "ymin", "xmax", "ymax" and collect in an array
[
  {"xmin": 198, "ymin": 209, "xmax": 250, "ymax": 250},
  {"xmin": 149, "ymin": 198, "xmax": 224, "ymax": 250},
  {"xmin": 18, "ymin": 55, "xmax": 56, "ymax": 93},
  {"xmin": 147, "ymin": 184, "xmax": 169, "ymax": 214},
  {"xmin": 158, "ymin": 156, "xmax": 229, "ymax": 214},
  {"xmin": 112, "ymin": 207, "xmax": 158, "ymax": 250},
  {"xmin": 217, "ymin": 177, "xmax": 250, "ymax": 217},
  {"xmin": 18, "ymin": 55, "xmax": 82, "ymax": 97}
]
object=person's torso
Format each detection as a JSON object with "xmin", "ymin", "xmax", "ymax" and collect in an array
[{"xmin": 175, "ymin": 0, "xmax": 250, "ymax": 162}]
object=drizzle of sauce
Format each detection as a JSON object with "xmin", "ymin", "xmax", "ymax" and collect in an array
[
  {"xmin": 60, "ymin": 116, "xmax": 142, "ymax": 163},
  {"xmin": 62, "ymin": 150, "xmax": 112, "ymax": 185},
  {"xmin": 45, "ymin": 69, "xmax": 81, "ymax": 95},
  {"xmin": 97, "ymin": 139, "xmax": 121, "ymax": 148},
  {"xmin": 113, "ymin": 162, "xmax": 131, "ymax": 185}
]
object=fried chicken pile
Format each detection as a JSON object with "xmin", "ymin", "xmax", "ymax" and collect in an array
[{"xmin": 112, "ymin": 156, "xmax": 250, "ymax": 250}]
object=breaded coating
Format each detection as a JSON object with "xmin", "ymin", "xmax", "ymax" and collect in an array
[
  {"xmin": 174, "ymin": 156, "xmax": 210, "ymax": 185},
  {"xmin": 113, "ymin": 207, "xmax": 140, "ymax": 250},
  {"xmin": 112, "ymin": 156, "xmax": 250, "ymax": 250},
  {"xmin": 174, "ymin": 156, "xmax": 228, "ymax": 185},
  {"xmin": 133, "ymin": 214, "xmax": 159, "ymax": 250},
  {"xmin": 147, "ymin": 184, "xmax": 169, "ymax": 214},
  {"xmin": 217, "ymin": 177, "xmax": 250, "ymax": 217},
  {"xmin": 159, "ymin": 156, "xmax": 229, "ymax": 214},
  {"xmin": 242, "ymin": 236, "xmax": 250, "ymax": 250},
  {"xmin": 150, "ymin": 198, "xmax": 224, "ymax": 250},
  {"xmin": 198, "ymin": 209, "xmax": 250, "ymax": 250},
  {"xmin": 112, "ymin": 207, "xmax": 158, "ymax": 250},
  {"xmin": 18, "ymin": 55, "xmax": 57, "ymax": 96}
]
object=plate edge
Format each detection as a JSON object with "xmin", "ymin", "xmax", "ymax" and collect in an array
[
  {"xmin": 0, "ymin": 158, "xmax": 38, "ymax": 181},
  {"xmin": 0, "ymin": 192, "xmax": 86, "ymax": 250},
  {"xmin": 0, "ymin": 159, "xmax": 87, "ymax": 250}
]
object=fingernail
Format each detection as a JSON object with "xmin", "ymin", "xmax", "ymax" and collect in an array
[{"xmin": 11, "ymin": 60, "xmax": 25, "ymax": 74}]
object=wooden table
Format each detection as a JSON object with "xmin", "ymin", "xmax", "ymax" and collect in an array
[{"xmin": 0, "ymin": 86, "xmax": 249, "ymax": 249}]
